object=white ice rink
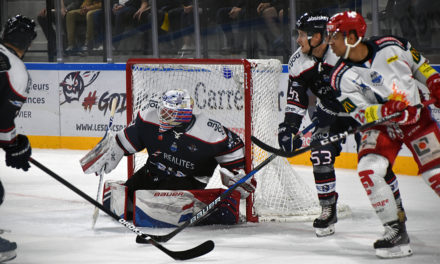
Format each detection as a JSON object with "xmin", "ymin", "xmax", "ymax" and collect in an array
[{"xmin": 0, "ymin": 148, "xmax": 439, "ymax": 264}]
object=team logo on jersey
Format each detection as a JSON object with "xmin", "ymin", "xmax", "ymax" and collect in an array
[
  {"xmin": 410, "ymin": 47, "xmax": 421, "ymax": 63},
  {"xmin": 412, "ymin": 133, "xmax": 439, "ymax": 165},
  {"xmin": 170, "ymin": 142, "xmax": 178, "ymax": 152},
  {"xmin": 340, "ymin": 98, "xmax": 356, "ymax": 113},
  {"xmin": 173, "ymin": 131, "xmax": 183, "ymax": 139},
  {"xmin": 370, "ymin": 71, "xmax": 384, "ymax": 86},
  {"xmin": 188, "ymin": 144, "xmax": 198, "ymax": 152},
  {"xmin": 207, "ymin": 119, "xmax": 225, "ymax": 135}
]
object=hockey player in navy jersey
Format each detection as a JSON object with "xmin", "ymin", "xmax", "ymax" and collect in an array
[
  {"xmin": 327, "ymin": 11, "xmax": 440, "ymax": 258},
  {"xmin": 83, "ymin": 89, "xmax": 255, "ymax": 226},
  {"xmin": 0, "ymin": 15, "xmax": 37, "ymax": 262},
  {"xmin": 280, "ymin": 11, "xmax": 359, "ymax": 237}
]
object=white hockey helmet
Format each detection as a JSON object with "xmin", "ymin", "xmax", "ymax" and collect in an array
[{"xmin": 158, "ymin": 89, "xmax": 193, "ymax": 133}]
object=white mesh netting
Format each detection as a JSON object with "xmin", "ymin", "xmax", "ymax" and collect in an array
[{"xmin": 127, "ymin": 59, "xmax": 326, "ymax": 222}]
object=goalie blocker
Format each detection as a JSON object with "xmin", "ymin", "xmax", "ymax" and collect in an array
[{"xmin": 103, "ymin": 180, "xmax": 242, "ymax": 227}]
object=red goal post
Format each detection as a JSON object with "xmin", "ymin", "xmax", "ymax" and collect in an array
[{"xmin": 125, "ymin": 58, "xmax": 322, "ymax": 223}]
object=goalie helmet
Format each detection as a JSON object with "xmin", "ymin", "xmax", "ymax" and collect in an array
[
  {"xmin": 326, "ymin": 11, "xmax": 366, "ymax": 38},
  {"xmin": 158, "ymin": 89, "xmax": 194, "ymax": 133},
  {"xmin": 2, "ymin": 14, "xmax": 37, "ymax": 52}
]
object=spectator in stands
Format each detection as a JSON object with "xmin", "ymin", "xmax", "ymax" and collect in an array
[
  {"xmin": 65, "ymin": 0, "xmax": 102, "ymax": 53},
  {"xmin": 37, "ymin": 0, "xmax": 82, "ymax": 56},
  {"xmin": 256, "ymin": 0, "xmax": 284, "ymax": 55},
  {"xmin": 215, "ymin": 0, "xmax": 247, "ymax": 55},
  {"xmin": 165, "ymin": 0, "xmax": 210, "ymax": 55},
  {"xmin": 92, "ymin": 0, "xmax": 142, "ymax": 51},
  {"xmin": 134, "ymin": 0, "xmax": 180, "ymax": 54}
]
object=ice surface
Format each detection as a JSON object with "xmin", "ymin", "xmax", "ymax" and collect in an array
[{"xmin": 0, "ymin": 149, "xmax": 439, "ymax": 263}]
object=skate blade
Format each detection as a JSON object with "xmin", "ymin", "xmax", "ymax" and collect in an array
[
  {"xmin": 314, "ymin": 224, "xmax": 335, "ymax": 237},
  {"xmin": 376, "ymin": 244, "xmax": 413, "ymax": 259},
  {"xmin": 0, "ymin": 250, "xmax": 17, "ymax": 262}
]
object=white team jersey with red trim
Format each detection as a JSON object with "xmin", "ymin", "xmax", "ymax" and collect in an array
[{"xmin": 331, "ymin": 36, "xmax": 427, "ymax": 125}]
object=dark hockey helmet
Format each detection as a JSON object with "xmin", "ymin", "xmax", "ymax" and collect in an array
[
  {"xmin": 327, "ymin": 11, "xmax": 367, "ymax": 38},
  {"xmin": 296, "ymin": 11, "xmax": 329, "ymax": 37},
  {"xmin": 2, "ymin": 14, "xmax": 37, "ymax": 51}
]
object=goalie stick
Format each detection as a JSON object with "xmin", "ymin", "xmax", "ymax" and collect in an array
[
  {"xmin": 89, "ymin": 97, "xmax": 117, "ymax": 229},
  {"xmin": 135, "ymin": 121, "xmax": 317, "ymax": 244},
  {"xmin": 251, "ymin": 99, "xmax": 435, "ymax": 158},
  {"xmin": 29, "ymin": 157, "xmax": 214, "ymax": 261}
]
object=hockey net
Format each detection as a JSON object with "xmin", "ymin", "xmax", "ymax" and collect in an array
[{"xmin": 125, "ymin": 58, "xmax": 322, "ymax": 222}]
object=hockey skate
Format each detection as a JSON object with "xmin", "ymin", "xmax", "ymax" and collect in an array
[
  {"xmin": 313, "ymin": 202, "xmax": 337, "ymax": 237},
  {"xmin": 374, "ymin": 220, "xmax": 412, "ymax": 259},
  {"xmin": 0, "ymin": 236, "xmax": 17, "ymax": 262}
]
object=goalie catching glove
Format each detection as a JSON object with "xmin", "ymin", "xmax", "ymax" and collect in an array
[
  {"xmin": 220, "ymin": 168, "xmax": 255, "ymax": 199},
  {"xmin": 80, "ymin": 133, "xmax": 125, "ymax": 175}
]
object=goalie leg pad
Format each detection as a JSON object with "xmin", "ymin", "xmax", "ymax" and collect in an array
[
  {"xmin": 133, "ymin": 189, "xmax": 241, "ymax": 227},
  {"xmin": 102, "ymin": 180, "xmax": 132, "ymax": 220},
  {"xmin": 358, "ymin": 154, "xmax": 398, "ymax": 224}
]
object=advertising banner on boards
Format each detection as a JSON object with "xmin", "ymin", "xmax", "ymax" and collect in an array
[{"xmin": 15, "ymin": 63, "xmax": 440, "ymax": 157}]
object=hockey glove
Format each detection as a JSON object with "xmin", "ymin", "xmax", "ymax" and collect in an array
[
  {"xmin": 427, "ymin": 73, "xmax": 440, "ymax": 108},
  {"xmin": 365, "ymin": 100, "xmax": 420, "ymax": 125},
  {"xmin": 312, "ymin": 103, "xmax": 338, "ymax": 128},
  {"xmin": 3, "ymin": 134, "xmax": 31, "ymax": 171},
  {"xmin": 80, "ymin": 133, "xmax": 124, "ymax": 175},
  {"xmin": 220, "ymin": 168, "xmax": 255, "ymax": 199},
  {"xmin": 278, "ymin": 122, "xmax": 302, "ymax": 152}
]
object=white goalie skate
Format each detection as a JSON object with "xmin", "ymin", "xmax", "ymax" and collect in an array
[{"xmin": 374, "ymin": 220, "xmax": 413, "ymax": 259}]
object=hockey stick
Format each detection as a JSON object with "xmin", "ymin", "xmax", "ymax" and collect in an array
[
  {"xmin": 29, "ymin": 157, "xmax": 214, "ymax": 260},
  {"xmin": 136, "ymin": 121, "xmax": 317, "ymax": 244},
  {"xmin": 91, "ymin": 98, "xmax": 117, "ymax": 229},
  {"xmin": 251, "ymin": 99, "xmax": 435, "ymax": 158}
]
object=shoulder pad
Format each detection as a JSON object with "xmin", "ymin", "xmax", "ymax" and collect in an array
[
  {"xmin": 330, "ymin": 60, "xmax": 350, "ymax": 91},
  {"xmin": 288, "ymin": 49, "xmax": 315, "ymax": 78},
  {"xmin": 0, "ymin": 52, "xmax": 11, "ymax": 72},
  {"xmin": 187, "ymin": 114, "xmax": 227, "ymax": 143},
  {"xmin": 369, "ymin": 35, "xmax": 408, "ymax": 51},
  {"xmin": 139, "ymin": 107, "xmax": 160, "ymax": 125}
]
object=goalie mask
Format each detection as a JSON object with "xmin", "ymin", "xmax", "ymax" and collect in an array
[{"xmin": 158, "ymin": 89, "xmax": 193, "ymax": 134}]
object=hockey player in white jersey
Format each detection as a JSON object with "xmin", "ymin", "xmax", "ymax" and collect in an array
[
  {"xmin": 279, "ymin": 11, "xmax": 401, "ymax": 238},
  {"xmin": 327, "ymin": 11, "xmax": 440, "ymax": 258},
  {"xmin": 82, "ymin": 89, "xmax": 255, "ymax": 225},
  {"xmin": 0, "ymin": 15, "xmax": 37, "ymax": 262}
]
